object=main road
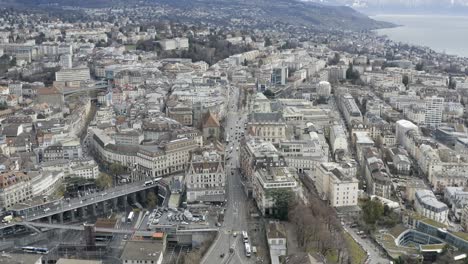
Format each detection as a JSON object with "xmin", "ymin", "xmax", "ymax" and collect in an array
[{"xmin": 202, "ymin": 86, "xmax": 254, "ymax": 264}]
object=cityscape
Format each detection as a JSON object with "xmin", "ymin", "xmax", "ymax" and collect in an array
[{"xmin": 1, "ymin": 1, "xmax": 468, "ymax": 264}]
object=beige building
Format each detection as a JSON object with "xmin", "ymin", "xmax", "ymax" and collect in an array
[
  {"xmin": 0, "ymin": 171, "xmax": 33, "ymax": 209},
  {"xmin": 247, "ymin": 112, "xmax": 287, "ymax": 144},
  {"xmin": 315, "ymin": 162, "xmax": 359, "ymax": 207}
]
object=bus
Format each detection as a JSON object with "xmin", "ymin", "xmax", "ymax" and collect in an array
[
  {"xmin": 242, "ymin": 231, "xmax": 249, "ymax": 243},
  {"xmin": 144, "ymin": 180, "xmax": 153, "ymax": 186},
  {"xmin": 244, "ymin": 242, "xmax": 251, "ymax": 257},
  {"xmin": 21, "ymin": 246, "xmax": 49, "ymax": 254},
  {"xmin": 127, "ymin": 211, "xmax": 134, "ymax": 223},
  {"xmin": 153, "ymin": 177, "xmax": 162, "ymax": 182}
]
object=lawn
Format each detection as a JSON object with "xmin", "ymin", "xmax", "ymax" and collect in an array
[{"xmin": 344, "ymin": 232, "xmax": 367, "ymax": 264}]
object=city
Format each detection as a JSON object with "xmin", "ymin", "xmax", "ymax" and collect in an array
[{"xmin": 0, "ymin": 1, "xmax": 468, "ymax": 264}]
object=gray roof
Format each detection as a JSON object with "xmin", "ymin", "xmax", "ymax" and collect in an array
[
  {"xmin": 250, "ymin": 112, "xmax": 284, "ymax": 123},
  {"xmin": 121, "ymin": 240, "xmax": 164, "ymax": 261}
]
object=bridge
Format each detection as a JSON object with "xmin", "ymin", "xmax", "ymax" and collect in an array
[
  {"xmin": 17, "ymin": 222, "xmax": 218, "ymax": 235},
  {"xmin": 0, "ymin": 179, "xmax": 168, "ymax": 233},
  {"xmin": 63, "ymin": 84, "xmax": 108, "ymax": 96}
]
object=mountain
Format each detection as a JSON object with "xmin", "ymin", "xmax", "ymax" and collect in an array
[
  {"xmin": 0, "ymin": 0, "xmax": 394, "ymax": 31},
  {"xmin": 305, "ymin": 0, "xmax": 468, "ymax": 14}
]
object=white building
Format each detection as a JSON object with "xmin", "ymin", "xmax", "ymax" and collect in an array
[
  {"xmin": 415, "ymin": 189, "xmax": 449, "ymax": 224},
  {"xmin": 186, "ymin": 150, "xmax": 225, "ymax": 203},
  {"xmin": 395, "ymin": 120, "xmax": 419, "ymax": 147},
  {"xmin": 329, "ymin": 125, "xmax": 348, "ymax": 159},
  {"xmin": 159, "ymin": 38, "xmax": 189, "ymax": 51},
  {"xmin": 315, "ymin": 162, "xmax": 359, "ymax": 207},
  {"xmin": 317, "ymin": 81, "xmax": 331, "ymax": 97},
  {"xmin": 425, "ymin": 96, "xmax": 444, "ymax": 128},
  {"xmin": 253, "ymin": 167, "xmax": 298, "ymax": 216}
]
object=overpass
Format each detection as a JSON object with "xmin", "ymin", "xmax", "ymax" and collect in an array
[
  {"xmin": 63, "ymin": 84, "xmax": 108, "ymax": 96},
  {"xmin": 18, "ymin": 221, "xmax": 217, "ymax": 235},
  {"xmin": 2, "ymin": 179, "xmax": 168, "ymax": 229}
]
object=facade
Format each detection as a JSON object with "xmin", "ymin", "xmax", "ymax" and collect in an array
[
  {"xmin": 267, "ymin": 221, "xmax": 287, "ymax": 264},
  {"xmin": 90, "ymin": 128, "xmax": 198, "ymax": 179},
  {"xmin": 395, "ymin": 119, "xmax": 419, "ymax": 147},
  {"xmin": 415, "ymin": 189, "xmax": 449, "ymax": 224},
  {"xmin": 247, "ymin": 112, "xmax": 287, "ymax": 144},
  {"xmin": 253, "ymin": 167, "xmax": 298, "ymax": 216},
  {"xmin": 0, "ymin": 171, "xmax": 33, "ymax": 209},
  {"xmin": 364, "ymin": 148, "xmax": 392, "ymax": 199},
  {"xmin": 271, "ymin": 66, "xmax": 288, "ymax": 85},
  {"xmin": 315, "ymin": 162, "xmax": 359, "ymax": 207},
  {"xmin": 201, "ymin": 112, "xmax": 220, "ymax": 142},
  {"xmin": 329, "ymin": 125, "xmax": 348, "ymax": 159},
  {"xmin": 424, "ymin": 96, "xmax": 444, "ymax": 128},
  {"xmin": 186, "ymin": 150, "xmax": 225, "ymax": 203},
  {"xmin": 113, "ymin": 130, "xmax": 143, "ymax": 145},
  {"xmin": 159, "ymin": 38, "xmax": 189, "ymax": 51},
  {"xmin": 338, "ymin": 93, "xmax": 362, "ymax": 127}
]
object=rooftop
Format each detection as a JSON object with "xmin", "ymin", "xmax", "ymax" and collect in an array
[{"xmin": 120, "ymin": 240, "xmax": 165, "ymax": 261}]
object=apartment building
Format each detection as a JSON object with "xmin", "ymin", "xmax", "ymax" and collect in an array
[
  {"xmin": 253, "ymin": 167, "xmax": 298, "ymax": 216},
  {"xmin": 0, "ymin": 171, "xmax": 33, "ymax": 209},
  {"xmin": 315, "ymin": 162, "xmax": 359, "ymax": 207},
  {"xmin": 415, "ymin": 189, "xmax": 449, "ymax": 224},
  {"xmin": 247, "ymin": 112, "xmax": 287, "ymax": 144},
  {"xmin": 186, "ymin": 150, "xmax": 225, "ymax": 203}
]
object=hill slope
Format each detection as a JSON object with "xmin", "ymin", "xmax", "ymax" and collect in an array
[{"xmin": 0, "ymin": 0, "xmax": 394, "ymax": 31}]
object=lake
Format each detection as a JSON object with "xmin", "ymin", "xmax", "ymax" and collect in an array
[{"xmin": 372, "ymin": 14, "xmax": 468, "ymax": 58}]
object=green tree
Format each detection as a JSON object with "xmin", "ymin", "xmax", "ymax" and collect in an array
[
  {"xmin": 54, "ymin": 184, "xmax": 66, "ymax": 197},
  {"xmin": 449, "ymin": 75, "xmax": 457, "ymax": 89},
  {"xmin": 402, "ymin": 74, "xmax": 409, "ymax": 88},
  {"xmin": 268, "ymin": 189, "xmax": 294, "ymax": 220},
  {"xmin": 147, "ymin": 191, "xmax": 158, "ymax": 208},
  {"xmin": 110, "ymin": 163, "xmax": 125, "ymax": 177},
  {"xmin": 264, "ymin": 37, "xmax": 272, "ymax": 47},
  {"xmin": 362, "ymin": 198, "xmax": 384, "ymax": 225},
  {"xmin": 263, "ymin": 89, "xmax": 274, "ymax": 98},
  {"xmin": 96, "ymin": 172, "xmax": 113, "ymax": 189},
  {"xmin": 328, "ymin": 53, "xmax": 340, "ymax": 65},
  {"xmin": 415, "ymin": 62, "xmax": 424, "ymax": 71}
]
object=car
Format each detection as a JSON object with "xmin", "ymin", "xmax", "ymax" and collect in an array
[
  {"xmin": 181, "ymin": 221, "xmax": 189, "ymax": 225},
  {"xmin": 123, "ymin": 235, "xmax": 128, "ymax": 240},
  {"xmin": 216, "ymin": 222, "xmax": 222, "ymax": 227},
  {"xmin": 233, "ymin": 232, "xmax": 237, "ymax": 237}
]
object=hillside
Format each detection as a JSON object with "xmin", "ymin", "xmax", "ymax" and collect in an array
[{"xmin": 0, "ymin": 0, "xmax": 394, "ymax": 31}]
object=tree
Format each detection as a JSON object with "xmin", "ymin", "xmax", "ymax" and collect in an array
[
  {"xmin": 263, "ymin": 89, "xmax": 274, "ymax": 98},
  {"xmin": 415, "ymin": 62, "xmax": 424, "ymax": 71},
  {"xmin": 328, "ymin": 53, "xmax": 340, "ymax": 65},
  {"xmin": 268, "ymin": 189, "xmax": 294, "ymax": 220},
  {"xmin": 346, "ymin": 63, "xmax": 360, "ymax": 83},
  {"xmin": 96, "ymin": 172, "xmax": 113, "ymax": 190},
  {"xmin": 402, "ymin": 74, "xmax": 409, "ymax": 88},
  {"xmin": 264, "ymin": 37, "xmax": 272, "ymax": 47},
  {"xmin": 147, "ymin": 191, "xmax": 158, "ymax": 208},
  {"xmin": 449, "ymin": 75, "xmax": 457, "ymax": 89},
  {"xmin": 110, "ymin": 163, "xmax": 125, "ymax": 177},
  {"xmin": 362, "ymin": 198, "xmax": 384, "ymax": 225},
  {"xmin": 54, "ymin": 184, "xmax": 66, "ymax": 197}
]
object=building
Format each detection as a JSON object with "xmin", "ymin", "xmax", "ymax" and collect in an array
[
  {"xmin": 329, "ymin": 125, "xmax": 348, "ymax": 160},
  {"xmin": 315, "ymin": 162, "xmax": 359, "ymax": 207},
  {"xmin": 185, "ymin": 150, "xmax": 225, "ymax": 203},
  {"xmin": 247, "ymin": 112, "xmax": 287, "ymax": 144},
  {"xmin": 415, "ymin": 189, "xmax": 449, "ymax": 224},
  {"xmin": 240, "ymin": 139, "xmax": 287, "ymax": 195},
  {"xmin": 317, "ymin": 81, "xmax": 331, "ymax": 97},
  {"xmin": 59, "ymin": 54, "xmax": 72, "ymax": 69},
  {"xmin": 35, "ymin": 87, "xmax": 64, "ymax": 108},
  {"xmin": 0, "ymin": 253, "xmax": 42, "ymax": 264},
  {"xmin": 90, "ymin": 128, "xmax": 198, "ymax": 179},
  {"xmin": 338, "ymin": 93, "xmax": 362, "ymax": 127},
  {"xmin": 396, "ymin": 120, "xmax": 419, "ymax": 147},
  {"xmin": 267, "ymin": 221, "xmax": 287, "ymax": 264},
  {"xmin": 158, "ymin": 38, "xmax": 189, "ymax": 51},
  {"xmin": 113, "ymin": 130, "xmax": 143, "ymax": 145},
  {"xmin": 201, "ymin": 112, "xmax": 220, "ymax": 143},
  {"xmin": 55, "ymin": 67, "xmax": 91, "ymax": 88},
  {"xmin": 364, "ymin": 148, "xmax": 392, "ymax": 199},
  {"xmin": 0, "ymin": 171, "xmax": 33, "ymax": 209},
  {"xmin": 253, "ymin": 167, "xmax": 298, "ymax": 216},
  {"xmin": 271, "ymin": 66, "xmax": 288, "ymax": 85},
  {"xmin": 56, "ymin": 259, "xmax": 102, "ymax": 264},
  {"xmin": 120, "ymin": 235, "xmax": 166, "ymax": 264},
  {"xmin": 425, "ymin": 96, "xmax": 444, "ymax": 128},
  {"xmin": 278, "ymin": 130, "xmax": 328, "ymax": 173}
]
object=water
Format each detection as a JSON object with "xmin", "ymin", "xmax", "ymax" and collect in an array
[{"xmin": 372, "ymin": 14, "xmax": 468, "ymax": 58}]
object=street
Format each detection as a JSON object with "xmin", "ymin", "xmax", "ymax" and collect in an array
[{"xmin": 202, "ymin": 87, "xmax": 256, "ymax": 264}]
